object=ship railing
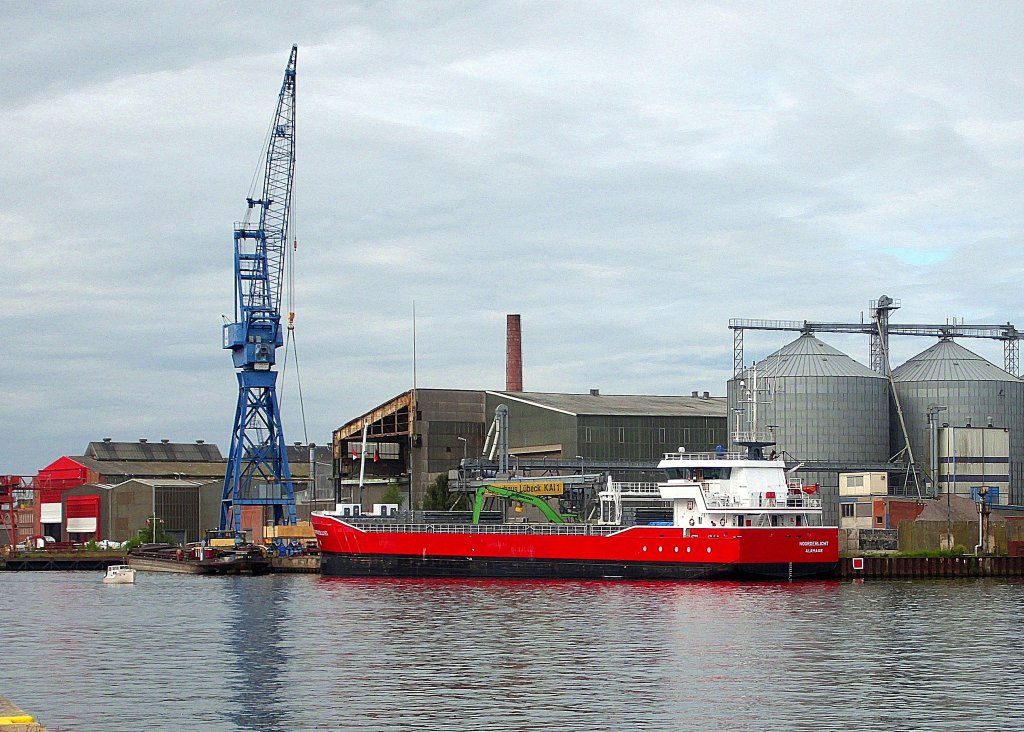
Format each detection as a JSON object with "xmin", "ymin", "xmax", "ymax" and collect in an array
[
  {"xmin": 698, "ymin": 489, "xmax": 823, "ymax": 510},
  {"xmin": 749, "ymin": 492, "xmax": 823, "ymax": 509},
  {"xmin": 352, "ymin": 522, "xmax": 625, "ymax": 537},
  {"xmin": 730, "ymin": 431, "xmax": 775, "ymax": 446},
  {"xmin": 604, "ymin": 481, "xmax": 661, "ymax": 496},
  {"xmin": 662, "ymin": 451, "xmax": 747, "ymax": 461},
  {"xmin": 702, "ymin": 494, "xmax": 744, "ymax": 508}
]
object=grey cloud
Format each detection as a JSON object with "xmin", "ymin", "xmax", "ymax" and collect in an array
[{"xmin": 2, "ymin": 2, "xmax": 1023, "ymax": 473}]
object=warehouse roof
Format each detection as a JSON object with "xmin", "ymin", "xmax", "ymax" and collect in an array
[
  {"xmin": 71, "ymin": 455, "xmax": 228, "ymax": 480},
  {"xmin": 112, "ymin": 478, "xmax": 209, "ymax": 489},
  {"xmin": 487, "ymin": 391, "xmax": 727, "ymax": 417},
  {"xmin": 73, "ymin": 441, "xmax": 322, "ymax": 480},
  {"xmin": 892, "ymin": 338, "xmax": 1021, "ymax": 383},
  {"xmin": 86, "ymin": 440, "xmax": 223, "ymax": 462},
  {"xmin": 914, "ymin": 495, "xmax": 1009, "ymax": 523}
]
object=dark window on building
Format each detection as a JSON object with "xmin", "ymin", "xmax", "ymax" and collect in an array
[
  {"xmin": 584, "ymin": 427, "xmax": 592, "ymax": 443},
  {"xmin": 617, "ymin": 427, "xmax": 625, "ymax": 443},
  {"xmin": 841, "ymin": 504, "xmax": 855, "ymax": 518}
]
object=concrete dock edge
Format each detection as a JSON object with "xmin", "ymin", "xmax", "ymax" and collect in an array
[{"xmin": 0, "ymin": 697, "xmax": 49, "ymax": 731}]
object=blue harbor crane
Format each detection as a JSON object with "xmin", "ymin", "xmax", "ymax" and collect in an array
[{"xmin": 221, "ymin": 46, "xmax": 299, "ymax": 535}]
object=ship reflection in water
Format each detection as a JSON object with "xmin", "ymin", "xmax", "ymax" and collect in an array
[{"xmin": 4, "ymin": 573, "xmax": 1024, "ymax": 731}]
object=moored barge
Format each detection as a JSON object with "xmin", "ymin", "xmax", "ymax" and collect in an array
[{"xmin": 127, "ymin": 543, "xmax": 271, "ymax": 575}]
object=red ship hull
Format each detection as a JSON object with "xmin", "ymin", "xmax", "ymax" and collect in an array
[{"xmin": 311, "ymin": 514, "xmax": 839, "ymax": 580}]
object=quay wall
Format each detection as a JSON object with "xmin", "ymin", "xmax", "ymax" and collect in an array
[
  {"xmin": 2, "ymin": 554, "xmax": 319, "ymax": 572},
  {"xmin": 839, "ymin": 555, "xmax": 1024, "ymax": 579},
  {"xmin": 1, "ymin": 556, "xmax": 125, "ymax": 571},
  {"xmin": 271, "ymin": 555, "xmax": 319, "ymax": 573},
  {"xmin": 6, "ymin": 553, "xmax": 1024, "ymax": 579}
]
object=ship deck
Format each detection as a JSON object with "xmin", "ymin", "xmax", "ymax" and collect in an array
[{"xmin": 344, "ymin": 520, "xmax": 631, "ymax": 537}]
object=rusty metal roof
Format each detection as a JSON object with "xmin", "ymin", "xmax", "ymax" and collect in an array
[
  {"xmin": 85, "ymin": 441, "xmax": 223, "ymax": 462},
  {"xmin": 488, "ymin": 391, "xmax": 727, "ymax": 417}
]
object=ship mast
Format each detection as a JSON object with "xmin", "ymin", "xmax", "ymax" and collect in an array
[{"xmin": 733, "ymin": 363, "xmax": 777, "ymax": 460}]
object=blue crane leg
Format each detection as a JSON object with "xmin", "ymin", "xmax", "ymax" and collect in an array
[{"xmin": 221, "ymin": 370, "xmax": 298, "ymax": 534}]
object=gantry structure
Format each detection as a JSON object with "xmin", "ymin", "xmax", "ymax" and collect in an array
[{"xmin": 730, "ymin": 295, "xmax": 1019, "ymax": 378}]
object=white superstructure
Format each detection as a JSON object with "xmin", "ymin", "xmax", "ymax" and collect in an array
[{"xmin": 599, "ymin": 450, "xmax": 823, "ymax": 529}]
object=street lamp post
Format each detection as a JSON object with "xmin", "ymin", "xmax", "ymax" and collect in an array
[
  {"xmin": 151, "ymin": 486, "xmax": 156, "ymax": 543},
  {"xmin": 574, "ymin": 456, "xmax": 585, "ymax": 519},
  {"xmin": 927, "ymin": 405, "xmax": 947, "ymax": 495},
  {"xmin": 309, "ymin": 442, "xmax": 317, "ymax": 512},
  {"xmin": 457, "ymin": 437, "xmax": 468, "ymax": 493},
  {"xmin": 927, "ymin": 404, "xmax": 949, "ymax": 547},
  {"xmin": 150, "ymin": 515, "xmax": 163, "ymax": 544},
  {"xmin": 949, "ymin": 423, "xmax": 957, "ymax": 550}
]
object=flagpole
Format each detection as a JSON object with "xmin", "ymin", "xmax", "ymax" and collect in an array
[
  {"xmin": 412, "ymin": 300, "xmax": 417, "ymax": 394},
  {"xmin": 411, "ymin": 300, "xmax": 418, "ymax": 514}
]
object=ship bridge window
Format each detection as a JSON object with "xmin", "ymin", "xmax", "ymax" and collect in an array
[{"xmin": 665, "ymin": 467, "xmax": 731, "ymax": 481}]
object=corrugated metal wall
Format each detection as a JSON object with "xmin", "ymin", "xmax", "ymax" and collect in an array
[
  {"xmin": 577, "ymin": 414, "xmax": 726, "ymax": 462},
  {"xmin": 415, "ymin": 390, "xmax": 488, "ymax": 505}
]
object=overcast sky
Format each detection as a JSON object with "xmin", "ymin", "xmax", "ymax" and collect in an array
[{"xmin": 2, "ymin": 1, "xmax": 1023, "ymax": 474}]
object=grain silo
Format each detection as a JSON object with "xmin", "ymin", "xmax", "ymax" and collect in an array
[
  {"xmin": 891, "ymin": 338, "xmax": 1024, "ymax": 504},
  {"xmin": 727, "ymin": 333, "xmax": 891, "ymax": 524}
]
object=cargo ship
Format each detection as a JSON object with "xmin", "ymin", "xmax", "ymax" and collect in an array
[{"xmin": 311, "ymin": 446, "xmax": 838, "ymax": 580}]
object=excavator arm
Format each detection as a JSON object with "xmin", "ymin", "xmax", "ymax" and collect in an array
[{"xmin": 471, "ymin": 485, "xmax": 566, "ymax": 524}]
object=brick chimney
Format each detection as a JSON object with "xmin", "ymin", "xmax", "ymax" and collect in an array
[{"xmin": 506, "ymin": 314, "xmax": 523, "ymax": 392}]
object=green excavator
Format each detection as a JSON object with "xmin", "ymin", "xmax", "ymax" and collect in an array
[{"xmin": 471, "ymin": 484, "xmax": 571, "ymax": 524}]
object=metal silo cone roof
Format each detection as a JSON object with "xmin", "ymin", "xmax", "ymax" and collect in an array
[
  {"xmin": 744, "ymin": 333, "xmax": 884, "ymax": 379},
  {"xmin": 892, "ymin": 338, "xmax": 1021, "ymax": 382}
]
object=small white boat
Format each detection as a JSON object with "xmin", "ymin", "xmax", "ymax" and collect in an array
[{"xmin": 102, "ymin": 564, "xmax": 136, "ymax": 584}]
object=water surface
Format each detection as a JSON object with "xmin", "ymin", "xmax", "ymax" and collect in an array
[{"xmin": 3, "ymin": 573, "xmax": 1022, "ymax": 731}]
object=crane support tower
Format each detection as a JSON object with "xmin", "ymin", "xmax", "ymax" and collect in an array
[{"xmin": 221, "ymin": 46, "xmax": 299, "ymax": 534}]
